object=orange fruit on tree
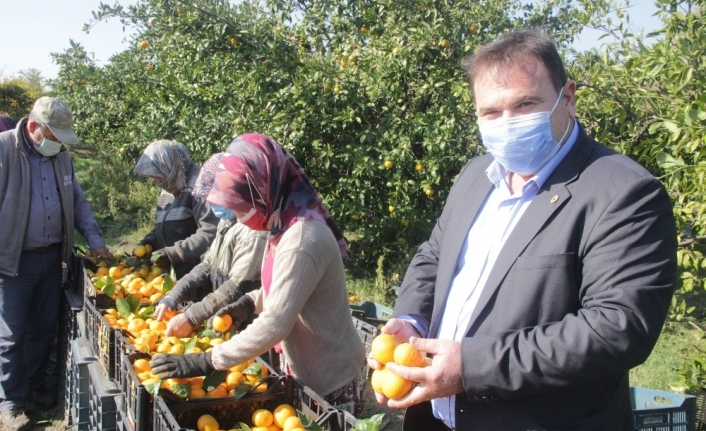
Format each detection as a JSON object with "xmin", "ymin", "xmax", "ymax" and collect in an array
[
  {"xmin": 212, "ymin": 314, "xmax": 232, "ymax": 332},
  {"xmin": 197, "ymin": 414, "xmax": 219, "ymax": 431},
  {"xmin": 394, "ymin": 343, "xmax": 424, "ymax": 367},
  {"xmin": 252, "ymin": 409, "xmax": 274, "ymax": 427},
  {"xmin": 371, "ymin": 333, "xmax": 398, "ymax": 365},
  {"xmin": 382, "ymin": 370, "xmax": 414, "ymax": 400},
  {"xmin": 273, "ymin": 404, "xmax": 296, "ymax": 428}
]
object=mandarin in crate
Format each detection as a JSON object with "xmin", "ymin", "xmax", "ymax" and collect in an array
[{"xmin": 212, "ymin": 314, "xmax": 232, "ymax": 332}]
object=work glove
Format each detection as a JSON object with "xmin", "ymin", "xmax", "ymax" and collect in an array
[
  {"xmin": 151, "ymin": 249, "xmax": 171, "ymax": 269},
  {"xmin": 210, "ymin": 295, "xmax": 255, "ymax": 331},
  {"xmin": 150, "ymin": 352, "xmax": 214, "ymax": 378},
  {"xmin": 157, "ymin": 295, "xmax": 179, "ymax": 311}
]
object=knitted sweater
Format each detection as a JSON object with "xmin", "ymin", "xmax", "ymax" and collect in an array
[{"xmin": 211, "ymin": 220, "xmax": 365, "ymax": 396}]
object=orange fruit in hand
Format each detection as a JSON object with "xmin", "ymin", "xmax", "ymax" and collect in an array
[
  {"xmin": 382, "ymin": 370, "xmax": 414, "ymax": 400},
  {"xmin": 371, "ymin": 334, "xmax": 398, "ymax": 365},
  {"xmin": 212, "ymin": 314, "xmax": 232, "ymax": 332},
  {"xmin": 252, "ymin": 409, "xmax": 274, "ymax": 427},
  {"xmin": 273, "ymin": 404, "xmax": 296, "ymax": 428},
  {"xmin": 370, "ymin": 368, "xmax": 387, "ymax": 394},
  {"xmin": 394, "ymin": 343, "xmax": 424, "ymax": 367}
]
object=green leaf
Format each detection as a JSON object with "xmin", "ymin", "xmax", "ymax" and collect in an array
[
  {"xmin": 163, "ymin": 274, "xmax": 173, "ymax": 293},
  {"xmin": 198, "ymin": 328, "xmax": 218, "ymax": 338},
  {"xmin": 145, "ymin": 380, "xmax": 162, "ymax": 395},
  {"xmin": 184, "ymin": 337, "xmax": 198, "ymax": 353},
  {"xmin": 352, "ymin": 413, "xmax": 389, "ymax": 431},
  {"xmin": 116, "ymin": 296, "xmax": 131, "ymax": 319},
  {"xmin": 125, "ymin": 295, "xmax": 140, "ymax": 312},
  {"xmin": 298, "ymin": 410, "xmax": 324, "ymax": 431},
  {"xmin": 203, "ymin": 370, "xmax": 227, "ymax": 392},
  {"xmin": 233, "ymin": 382, "xmax": 253, "ymax": 401},
  {"xmin": 102, "ymin": 283, "xmax": 115, "ymax": 298},
  {"xmin": 137, "ymin": 305, "xmax": 155, "ymax": 319},
  {"xmin": 242, "ymin": 363, "xmax": 264, "ymax": 380},
  {"xmin": 170, "ymin": 383, "xmax": 191, "ymax": 398}
]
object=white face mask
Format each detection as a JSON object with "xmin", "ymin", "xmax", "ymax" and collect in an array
[
  {"xmin": 35, "ymin": 137, "xmax": 63, "ymax": 157},
  {"xmin": 478, "ymin": 88, "xmax": 570, "ymax": 176}
]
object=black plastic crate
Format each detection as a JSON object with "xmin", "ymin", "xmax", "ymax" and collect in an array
[
  {"xmin": 63, "ymin": 329, "xmax": 75, "ymax": 426},
  {"xmin": 153, "ymin": 375, "xmax": 338, "ymax": 431},
  {"xmin": 349, "ymin": 301, "xmax": 393, "ymax": 327},
  {"xmin": 632, "ymin": 387, "xmax": 697, "ymax": 431},
  {"xmin": 88, "ymin": 361, "xmax": 121, "ymax": 431},
  {"xmin": 118, "ymin": 352, "xmax": 152, "ymax": 431},
  {"xmin": 115, "ymin": 394, "xmax": 134, "ymax": 431},
  {"xmin": 84, "ymin": 299, "xmax": 117, "ymax": 378},
  {"xmin": 71, "ymin": 337, "xmax": 97, "ymax": 431},
  {"xmin": 58, "ymin": 289, "xmax": 84, "ymax": 410}
]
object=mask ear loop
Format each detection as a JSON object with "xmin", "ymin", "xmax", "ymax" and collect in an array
[
  {"xmin": 551, "ymin": 86, "xmax": 572, "ymax": 145},
  {"xmin": 245, "ymin": 172, "xmax": 266, "ymax": 214}
]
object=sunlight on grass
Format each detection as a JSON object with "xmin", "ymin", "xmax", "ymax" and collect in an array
[{"xmin": 630, "ymin": 322, "xmax": 706, "ymax": 391}]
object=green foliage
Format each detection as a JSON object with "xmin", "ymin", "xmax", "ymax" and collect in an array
[
  {"xmin": 568, "ymin": 0, "xmax": 706, "ymax": 318},
  {"xmin": 0, "ymin": 75, "xmax": 44, "ymax": 119},
  {"xmin": 49, "ymin": 0, "xmax": 611, "ymax": 272}
]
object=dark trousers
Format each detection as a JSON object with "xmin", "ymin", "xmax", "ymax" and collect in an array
[{"xmin": 0, "ymin": 247, "xmax": 62, "ymax": 410}]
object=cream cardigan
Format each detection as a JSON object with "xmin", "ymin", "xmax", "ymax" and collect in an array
[{"xmin": 211, "ymin": 220, "xmax": 365, "ymax": 395}]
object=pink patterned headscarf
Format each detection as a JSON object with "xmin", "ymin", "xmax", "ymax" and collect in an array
[{"xmin": 208, "ymin": 134, "xmax": 348, "ymax": 292}]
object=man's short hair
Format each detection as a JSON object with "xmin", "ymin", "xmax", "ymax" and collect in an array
[{"xmin": 463, "ymin": 29, "xmax": 568, "ymax": 94}]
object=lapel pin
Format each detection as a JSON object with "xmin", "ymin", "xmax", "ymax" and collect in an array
[{"xmin": 550, "ymin": 195, "xmax": 559, "ymax": 203}]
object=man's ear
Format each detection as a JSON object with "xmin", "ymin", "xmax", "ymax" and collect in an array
[{"xmin": 27, "ymin": 120, "xmax": 38, "ymax": 134}]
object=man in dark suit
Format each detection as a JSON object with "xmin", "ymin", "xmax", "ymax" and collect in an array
[{"xmin": 370, "ymin": 29, "xmax": 678, "ymax": 430}]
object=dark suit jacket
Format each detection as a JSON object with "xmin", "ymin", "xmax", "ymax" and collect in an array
[{"xmin": 395, "ymin": 125, "xmax": 678, "ymax": 431}]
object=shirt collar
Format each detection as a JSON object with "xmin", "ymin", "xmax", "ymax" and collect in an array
[{"xmin": 486, "ymin": 119, "xmax": 580, "ymax": 190}]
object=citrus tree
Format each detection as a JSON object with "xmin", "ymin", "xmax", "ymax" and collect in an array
[
  {"xmin": 568, "ymin": 0, "xmax": 706, "ymax": 320},
  {"xmin": 51, "ymin": 0, "xmax": 614, "ymax": 272}
]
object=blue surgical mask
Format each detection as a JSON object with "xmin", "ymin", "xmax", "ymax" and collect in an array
[
  {"xmin": 35, "ymin": 137, "xmax": 63, "ymax": 157},
  {"xmin": 478, "ymin": 88, "xmax": 570, "ymax": 176},
  {"xmin": 211, "ymin": 204, "xmax": 236, "ymax": 220}
]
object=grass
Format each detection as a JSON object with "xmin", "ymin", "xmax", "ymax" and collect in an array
[{"xmin": 630, "ymin": 321, "xmax": 706, "ymax": 391}]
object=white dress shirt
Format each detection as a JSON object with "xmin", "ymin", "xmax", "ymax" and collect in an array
[{"xmin": 432, "ymin": 121, "xmax": 579, "ymax": 428}]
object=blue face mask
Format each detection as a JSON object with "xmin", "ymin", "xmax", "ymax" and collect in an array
[
  {"xmin": 211, "ymin": 204, "xmax": 236, "ymax": 220},
  {"xmin": 478, "ymin": 88, "xmax": 570, "ymax": 176}
]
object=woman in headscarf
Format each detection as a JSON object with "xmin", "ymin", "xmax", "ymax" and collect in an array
[
  {"xmin": 134, "ymin": 140, "xmax": 218, "ymax": 279},
  {"xmin": 154, "ymin": 153, "xmax": 268, "ymax": 336},
  {"xmin": 151, "ymin": 134, "xmax": 366, "ymax": 415}
]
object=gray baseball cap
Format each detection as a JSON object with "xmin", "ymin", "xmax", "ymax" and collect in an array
[{"xmin": 31, "ymin": 97, "xmax": 79, "ymax": 145}]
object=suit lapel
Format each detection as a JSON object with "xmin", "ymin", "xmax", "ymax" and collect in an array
[
  {"xmin": 463, "ymin": 127, "xmax": 596, "ymax": 335},
  {"xmin": 429, "ymin": 157, "xmax": 494, "ymax": 337}
]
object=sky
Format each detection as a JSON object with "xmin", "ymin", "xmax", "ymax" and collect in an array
[{"xmin": 0, "ymin": 0, "xmax": 663, "ymax": 82}]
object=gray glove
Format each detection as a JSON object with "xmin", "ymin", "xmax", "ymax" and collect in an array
[
  {"xmin": 158, "ymin": 295, "xmax": 179, "ymax": 311},
  {"xmin": 150, "ymin": 352, "xmax": 214, "ymax": 378},
  {"xmin": 212, "ymin": 295, "xmax": 255, "ymax": 331},
  {"xmin": 184, "ymin": 280, "xmax": 260, "ymax": 327}
]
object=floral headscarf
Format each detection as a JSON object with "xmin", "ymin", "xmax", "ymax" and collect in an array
[
  {"xmin": 208, "ymin": 133, "xmax": 348, "ymax": 260},
  {"xmin": 192, "ymin": 153, "xmax": 224, "ymax": 200},
  {"xmin": 134, "ymin": 140, "xmax": 192, "ymax": 194}
]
